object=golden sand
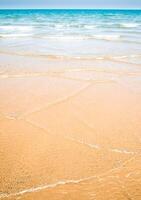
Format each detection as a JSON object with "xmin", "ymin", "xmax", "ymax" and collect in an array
[{"xmin": 0, "ymin": 54, "xmax": 141, "ymax": 200}]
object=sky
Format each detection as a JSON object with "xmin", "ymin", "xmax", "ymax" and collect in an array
[{"xmin": 0, "ymin": 0, "xmax": 141, "ymax": 9}]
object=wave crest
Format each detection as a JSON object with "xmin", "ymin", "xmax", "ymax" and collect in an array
[
  {"xmin": 0, "ymin": 25, "xmax": 33, "ymax": 32},
  {"xmin": 120, "ymin": 23, "xmax": 139, "ymax": 28}
]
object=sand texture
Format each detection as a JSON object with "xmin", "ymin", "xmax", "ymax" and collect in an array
[{"xmin": 0, "ymin": 54, "xmax": 141, "ymax": 200}]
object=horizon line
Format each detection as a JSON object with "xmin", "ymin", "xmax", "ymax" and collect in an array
[{"xmin": 0, "ymin": 8, "xmax": 141, "ymax": 10}]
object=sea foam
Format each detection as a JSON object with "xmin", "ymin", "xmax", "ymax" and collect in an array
[
  {"xmin": 0, "ymin": 25, "xmax": 33, "ymax": 32},
  {"xmin": 120, "ymin": 23, "xmax": 139, "ymax": 28}
]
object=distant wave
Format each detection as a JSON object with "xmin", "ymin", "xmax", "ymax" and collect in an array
[
  {"xmin": 91, "ymin": 34, "xmax": 121, "ymax": 41},
  {"xmin": 37, "ymin": 34, "xmax": 121, "ymax": 41},
  {"xmin": 51, "ymin": 24, "xmax": 97, "ymax": 29},
  {"xmin": 120, "ymin": 23, "xmax": 140, "ymax": 28},
  {"xmin": 0, "ymin": 33, "xmax": 121, "ymax": 41},
  {"xmin": 1, "ymin": 33, "xmax": 140, "ymax": 45},
  {"xmin": 0, "ymin": 33, "xmax": 33, "ymax": 38},
  {"xmin": 0, "ymin": 25, "xmax": 33, "ymax": 32}
]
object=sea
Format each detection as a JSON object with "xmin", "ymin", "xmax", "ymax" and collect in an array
[{"xmin": 0, "ymin": 9, "xmax": 141, "ymax": 61}]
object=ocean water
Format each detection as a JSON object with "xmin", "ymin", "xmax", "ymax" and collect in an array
[{"xmin": 0, "ymin": 9, "xmax": 141, "ymax": 59}]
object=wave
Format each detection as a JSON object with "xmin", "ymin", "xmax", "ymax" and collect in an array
[
  {"xmin": 120, "ymin": 23, "xmax": 140, "ymax": 28},
  {"xmin": 38, "ymin": 34, "xmax": 121, "ymax": 41},
  {"xmin": 33, "ymin": 54, "xmax": 137, "ymax": 61},
  {"xmin": 0, "ymin": 33, "xmax": 33, "ymax": 38},
  {"xmin": 0, "ymin": 49, "xmax": 140, "ymax": 63},
  {"xmin": 49, "ymin": 24, "xmax": 97, "ymax": 29},
  {"xmin": 0, "ymin": 25, "xmax": 33, "ymax": 32},
  {"xmin": 91, "ymin": 34, "xmax": 121, "ymax": 41},
  {"xmin": 0, "ymin": 29, "xmax": 121, "ymax": 41}
]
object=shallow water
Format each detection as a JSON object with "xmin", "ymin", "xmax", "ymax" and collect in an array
[{"xmin": 0, "ymin": 9, "xmax": 141, "ymax": 59}]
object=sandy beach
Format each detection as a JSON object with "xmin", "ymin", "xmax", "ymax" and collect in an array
[
  {"xmin": 0, "ymin": 52, "xmax": 141, "ymax": 199},
  {"xmin": 0, "ymin": 8, "xmax": 141, "ymax": 200}
]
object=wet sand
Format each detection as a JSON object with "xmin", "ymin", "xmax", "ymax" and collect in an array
[{"xmin": 0, "ymin": 54, "xmax": 141, "ymax": 200}]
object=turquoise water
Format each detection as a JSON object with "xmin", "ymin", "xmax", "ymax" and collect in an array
[{"xmin": 0, "ymin": 9, "xmax": 141, "ymax": 59}]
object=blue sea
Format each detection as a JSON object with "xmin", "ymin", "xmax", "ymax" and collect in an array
[{"xmin": 0, "ymin": 9, "xmax": 141, "ymax": 59}]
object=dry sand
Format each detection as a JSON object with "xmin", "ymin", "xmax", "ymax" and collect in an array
[{"xmin": 0, "ymin": 54, "xmax": 141, "ymax": 200}]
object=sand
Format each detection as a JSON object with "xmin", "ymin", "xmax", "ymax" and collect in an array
[{"xmin": 0, "ymin": 54, "xmax": 141, "ymax": 200}]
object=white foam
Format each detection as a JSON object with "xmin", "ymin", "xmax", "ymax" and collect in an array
[
  {"xmin": 92, "ymin": 34, "xmax": 121, "ymax": 41},
  {"xmin": 66, "ymin": 136, "xmax": 100, "ymax": 150},
  {"xmin": 87, "ymin": 143, "xmax": 100, "ymax": 149},
  {"xmin": 0, "ymin": 33, "xmax": 33, "ymax": 38},
  {"xmin": 84, "ymin": 25, "xmax": 97, "ymax": 29},
  {"xmin": 0, "ymin": 153, "xmax": 135, "ymax": 199},
  {"xmin": 0, "ymin": 179, "xmax": 89, "ymax": 199},
  {"xmin": 0, "ymin": 25, "xmax": 33, "ymax": 32},
  {"xmin": 111, "ymin": 148, "xmax": 135, "ymax": 154},
  {"xmin": 39, "ymin": 34, "xmax": 121, "ymax": 41},
  {"xmin": 120, "ymin": 23, "xmax": 139, "ymax": 28}
]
